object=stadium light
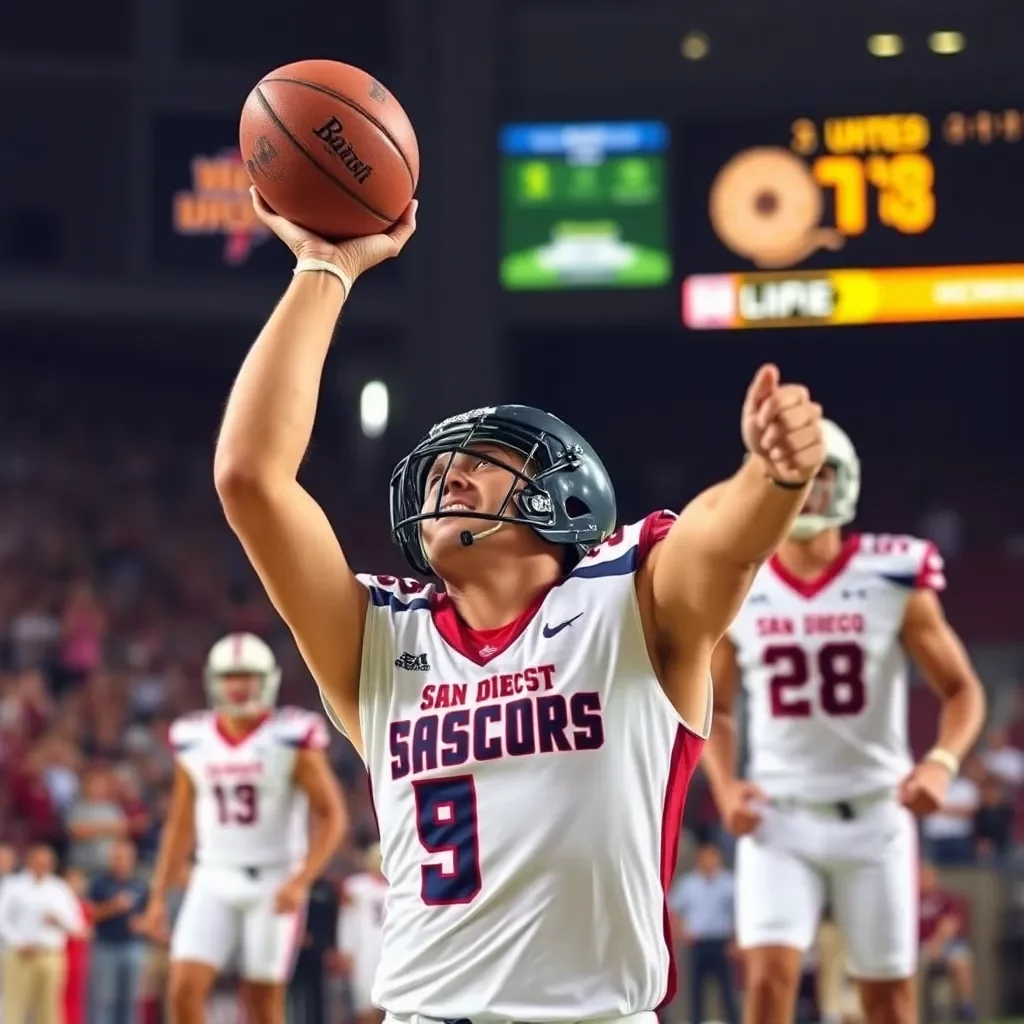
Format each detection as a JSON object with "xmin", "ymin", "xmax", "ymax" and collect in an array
[{"xmin": 359, "ymin": 381, "xmax": 389, "ymax": 439}]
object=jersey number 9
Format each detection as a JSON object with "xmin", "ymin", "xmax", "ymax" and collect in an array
[{"xmin": 413, "ymin": 776, "xmax": 482, "ymax": 906}]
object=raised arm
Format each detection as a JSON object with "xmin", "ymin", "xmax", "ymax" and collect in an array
[
  {"xmin": 214, "ymin": 193, "xmax": 416, "ymax": 750},
  {"xmin": 637, "ymin": 364, "xmax": 824, "ymax": 726}
]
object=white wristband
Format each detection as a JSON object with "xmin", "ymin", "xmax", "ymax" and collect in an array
[
  {"xmin": 924, "ymin": 747, "xmax": 960, "ymax": 776},
  {"xmin": 293, "ymin": 258, "xmax": 352, "ymax": 299}
]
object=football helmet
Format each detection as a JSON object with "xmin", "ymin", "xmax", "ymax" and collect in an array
[
  {"xmin": 204, "ymin": 632, "xmax": 282, "ymax": 716},
  {"xmin": 790, "ymin": 418, "xmax": 861, "ymax": 540},
  {"xmin": 390, "ymin": 404, "xmax": 617, "ymax": 575}
]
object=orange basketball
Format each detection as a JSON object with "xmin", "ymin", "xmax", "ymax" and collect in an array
[{"xmin": 239, "ymin": 60, "xmax": 419, "ymax": 240}]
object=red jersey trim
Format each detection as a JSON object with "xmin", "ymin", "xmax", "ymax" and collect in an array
[
  {"xmin": 638, "ymin": 510, "xmax": 677, "ymax": 564},
  {"xmin": 914, "ymin": 541, "xmax": 947, "ymax": 592},
  {"xmin": 215, "ymin": 712, "xmax": 271, "ymax": 748},
  {"xmin": 768, "ymin": 533, "xmax": 861, "ymax": 600},
  {"xmin": 428, "ymin": 587, "xmax": 551, "ymax": 668},
  {"xmin": 657, "ymin": 726, "xmax": 704, "ymax": 1009},
  {"xmin": 426, "ymin": 510, "xmax": 675, "ymax": 667}
]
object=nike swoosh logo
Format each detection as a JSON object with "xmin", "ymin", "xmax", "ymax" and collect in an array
[{"xmin": 542, "ymin": 613, "xmax": 584, "ymax": 638}]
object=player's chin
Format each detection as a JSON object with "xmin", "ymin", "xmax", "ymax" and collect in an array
[{"xmin": 421, "ymin": 516, "xmax": 474, "ymax": 558}]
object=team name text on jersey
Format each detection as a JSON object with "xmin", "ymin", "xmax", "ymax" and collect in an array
[{"xmin": 390, "ymin": 663, "xmax": 604, "ymax": 780}]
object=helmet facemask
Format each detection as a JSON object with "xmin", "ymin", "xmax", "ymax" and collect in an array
[{"xmin": 391, "ymin": 409, "xmax": 594, "ymax": 575}]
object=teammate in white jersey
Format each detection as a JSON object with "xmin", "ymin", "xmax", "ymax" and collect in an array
[
  {"xmin": 137, "ymin": 633, "xmax": 347, "ymax": 1024},
  {"xmin": 213, "ymin": 191, "xmax": 828, "ymax": 1024},
  {"xmin": 339, "ymin": 845, "xmax": 388, "ymax": 1024},
  {"xmin": 703, "ymin": 420, "xmax": 986, "ymax": 1024}
]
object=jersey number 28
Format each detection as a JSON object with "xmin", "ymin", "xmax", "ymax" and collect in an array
[{"xmin": 766, "ymin": 642, "xmax": 866, "ymax": 717}]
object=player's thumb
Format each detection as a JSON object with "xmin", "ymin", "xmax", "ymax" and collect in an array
[{"xmin": 746, "ymin": 363, "xmax": 780, "ymax": 408}]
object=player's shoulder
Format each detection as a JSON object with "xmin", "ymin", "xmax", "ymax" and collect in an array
[
  {"xmin": 271, "ymin": 706, "xmax": 331, "ymax": 750},
  {"xmin": 168, "ymin": 710, "xmax": 214, "ymax": 752},
  {"xmin": 568, "ymin": 510, "xmax": 677, "ymax": 579},
  {"xmin": 356, "ymin": 572, "xmax": 439, "ymax": 612},
  {"xmin": 852, "ymin": 532, "xmax": 946, "ymax": 592}
]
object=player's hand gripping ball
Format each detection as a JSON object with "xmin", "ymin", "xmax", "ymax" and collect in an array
[
  {"xmin": 741, "ymin": 363, "xmax": 825, "ymax": 486},
  {"xmin": 250, "ymin": 189, "xmax": 417, "ymax": 286}
]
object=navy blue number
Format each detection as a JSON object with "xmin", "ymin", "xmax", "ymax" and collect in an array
[{"xmin": 412, "ymin": 775, "xmax": 482, "ymax": 905}]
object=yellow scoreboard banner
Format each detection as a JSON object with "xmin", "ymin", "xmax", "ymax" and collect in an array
[{"xmin": 681, "ymin": 263, "xmax": 1024, "ymax": 329}]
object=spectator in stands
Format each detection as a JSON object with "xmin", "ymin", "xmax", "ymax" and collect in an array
[
  {"xmin": 89, "ymin": 839, "xmax": 149, "ymax": 1024},
  {"xmin": 63, "ymin": 866, "xmax": 92, "ymax": 1024},
  {"xmin": 65, "ymin": 767, "xmax": 128, "ymax": 876},
  {"xmin": 973, "ymin": 775, "xmax": 1015, "ymax": 864},
  {"xmin": 0, "ymin": 844, "xmax": 17, "ymax": 880},
  {"xmin": 922, "ymin": 757, "xmax": 982, "ymax": 865},
  {"xmin": 669, "ymin": 840, "xmax": 739, "ymax": 1024},
  {"xmin": 919, "ymin": 861, "xmax": 979, "ymax": 1022},
  {"xmin": 8, "ymin": 594, "xmax": 60, "ymax": 673},
  {"xmin": 56, "ymin": 580, "xmax": 106, "ymax": 691},
  {"xmin": 0, "ymin": 843, "xmax": 84, "ymax": 1024},
  {"xmin": 979, "ymin": 725, "xmax": 1024, "ymax": 789}
]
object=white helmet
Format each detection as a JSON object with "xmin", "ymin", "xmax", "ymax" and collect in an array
[
  {"xmin": 790, "ymin": 419, "xmax": 861, "ymax": 541},
  {"xmin": 204, "ymin": 633, "xmax": 281, "ymax": 716}
]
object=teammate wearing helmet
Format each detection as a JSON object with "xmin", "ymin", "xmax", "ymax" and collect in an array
[
  {"xmin": 704, "ymin": 420, "xmax": 985, "ymax": 1024},
  {"xmin": 137, "ymin": 633, "xmax": 347, "ymax": 1024},
  {"xmin": 212, "ymin": 196, "xmax": 826, "ymax": 1021}
]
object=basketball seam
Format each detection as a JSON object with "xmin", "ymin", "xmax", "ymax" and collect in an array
[
  {"xmin": 261, "ymin": 77, "xmax": 417, "ymax": 191},
  {"xmin": 253, "ymin": 86, "xmax": 393, "ymax": 224}
]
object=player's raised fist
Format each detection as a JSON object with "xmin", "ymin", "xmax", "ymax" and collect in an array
[{"xmin": 741, "ymin": 364, "xmax": 825, "ymax": 486}]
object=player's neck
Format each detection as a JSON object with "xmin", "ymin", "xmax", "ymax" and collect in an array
[
  {"xmin": 218, "ymin": 711, "xmax": 269, "ymax": 739},
  {"xmin": 443, "ymin": 553, "xmax": 561, "ymax": 630},
  {"xmin": 776, "ymin": 530, "xmax": 845, "ymax": 579}
]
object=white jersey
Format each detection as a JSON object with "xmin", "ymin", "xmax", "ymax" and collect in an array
[
  {"xmin": 169, "ymin": 707, "xmax": 329, "ymax": 869},
  {"xmin": 728, "ymin": 532, "xmax": 945, "ymax": 801},
  {"xmin": 328, "ymin": 512, "xmax": 707, "ymax": 1022},
  {"xmin": 339, "ymin": 871, "xmax": 387, "ymax": 964}
]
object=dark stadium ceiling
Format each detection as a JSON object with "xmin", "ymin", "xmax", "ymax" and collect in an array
[{"xmin": 509, "ymin": 0, "xmax": 1019, "ymax": 114}]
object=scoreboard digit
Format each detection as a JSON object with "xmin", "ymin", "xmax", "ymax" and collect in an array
[{"xmin": 678, "ymin": 107, "xmax": 1024, "ymax": 329}]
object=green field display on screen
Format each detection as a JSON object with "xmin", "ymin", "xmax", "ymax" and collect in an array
[{"xmin": 500, "ymin": 121, "xmax": 672, "ymax": 291}]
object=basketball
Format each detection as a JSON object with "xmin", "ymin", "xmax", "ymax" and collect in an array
[{"xmin": 239, "ymin": 60, "xmax": 419, "ymax": 240}]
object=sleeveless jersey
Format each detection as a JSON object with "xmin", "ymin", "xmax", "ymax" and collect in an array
[
  {"xmin": 333, "ymin": 512, "xmax": 706, "ymax": 1022},
  {"xmin": 339, "ymin": 871, "xmax": 388, "ymax": 963},
  {"xmin": 727, "ymin": 533, "xmax": 945, "ymax": 801},
  {"xmin": 169, "ymin": 707, "xmax": 329, "ymax": 868}
]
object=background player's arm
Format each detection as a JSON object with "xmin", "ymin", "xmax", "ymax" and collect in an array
[
  {"xmin": 214, "ymin": 273, "xmax": 369, "ymax": 749},
  {"xmin": 291, "ymin": 747, "xmax": 348, "ymax": 886},
  {"xmin": 701, "ymin": 638, "xmax": 765, "ymax": 834},
  {"xmin": 901, "ymin": 589, "xmax": 986, "ymax": 762},
  {"xmin": 702, "ymin": 638, "xmax": 742, "ymax": 801},
  {"xmin": 145, "ymin": 763, "xmax": 195, "ymax": 913}
]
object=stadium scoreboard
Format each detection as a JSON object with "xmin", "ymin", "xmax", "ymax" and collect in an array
[
  {"xmin": 499, "ymin": 121, "xmax": 672, "ymax": 291},
  {"xmin": 678, "ymin": 108, "xmax": 1024, "ymax": 329}
]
